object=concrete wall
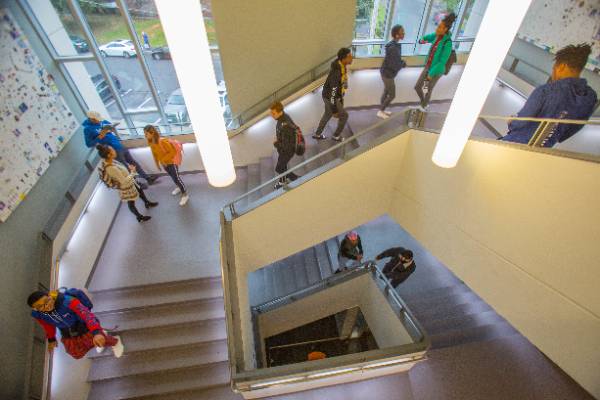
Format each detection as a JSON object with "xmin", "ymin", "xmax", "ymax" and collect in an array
[
  {"xmin": 389, "ymin": 132, "xmax": 600, "ymax": 398},
  {"xmin": 0, "ymin": 2, "xmax": 90, "ymax": 399},
  {"xmin": 211, "ymin": 0, "xmax": 356, "ymax": 115},
  {"xmin": 230, "ymin": 130, "xmax": 600, "ymax": 397}
]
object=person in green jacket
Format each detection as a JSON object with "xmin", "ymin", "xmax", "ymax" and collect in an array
[{"xmin": 414, "ymin": 12, "xmax": 456, "ymax": 110}]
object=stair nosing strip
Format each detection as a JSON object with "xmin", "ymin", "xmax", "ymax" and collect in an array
[
  {"xmin": 89, "ymin": 276, "xmax": 223, "ymax": 295},
  {"xmin": 94, "ymin": 296, "xmax": 224, "ymax": 316}
]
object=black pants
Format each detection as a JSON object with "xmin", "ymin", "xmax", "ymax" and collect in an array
[
  {"xmin": 164, "ymin": 164, "xmax": 186, "ymax": 194},
  {"xmin": 380, "ymin": 74, "xmax": 396, "ymax": 111},
  {"xmin": 126, "ymin": 186, "xmax": 150, "ymax": 218},
  {"xmin": 315, "ymin": 98, "xmax": 348, "ymax": 138},
  {"xmin": 414, "ymin": 68, "xmax": 441, "ymax": 108},
  {"xmin": 116, "ymin": 148, "xmax": 150, "ymax": 181},
  {"xmin": 275, "ymin": 151, "xmax": 298, "ymax": 182}
]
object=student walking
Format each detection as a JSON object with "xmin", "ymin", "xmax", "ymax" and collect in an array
[
  {"xmin": 83, "ymin": 111, "xmax": 157, "ymax": 186},
  {"xmin": 28, "ymin": 288, "xmax": 124, "ymax": 359},
  {"xmin": 336, "ymin": 231, "xmax": 364, "ymax": 272},
  {"xmin": 376, "ymin": 247, "xmax": 416, "ymax": 288},
  {"xmin": 144, "ymin": 125, "xmax": 190, "ymax": 206},
  {"xmin": 96, "ymin": 144, "xmax": 158, "ymax": 222},
  {"xmin": 377, "ymin": 25, "xmax": 406, "ymax": 119},
  {"xmin": 269, "ymin": 101, "xmax": 301, "ymax": 189},
  {"xmin": 414, "ymin": 13, "xmax": 456, "ymax": 111},
  {"xmin": 312, "ymin": 47, "xmax": 353, "ymax": 142},
  {"xmin": 501, "ymin": 44, "xmax": 597, "ymax": 147}
]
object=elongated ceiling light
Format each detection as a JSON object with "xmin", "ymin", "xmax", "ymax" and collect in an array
[
  {"xmin": 431, "ymin": 0, "xmax": 533, "ymax": 168},
  {"xmin": 155, "ymin": 0, "xmax": 235, "ymax": 186}
]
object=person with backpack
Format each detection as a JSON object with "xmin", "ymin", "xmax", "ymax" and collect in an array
[
  {"xmin": 414, "ymin": 12, "xmax": 457, "ymax": 111},
  {"xmin": 269, "ymin": 101, "xmax": 302, "ymax": 189},
  {"xmin": 96, "ymin": 144, "xmax": 158, "ymax": 222},
  {"xmin": 377, "ymin": 24, "xmax": 406, "ymax": 119},
  {"xmin": 336, "ymin": 231, "xmax": 364, "ymax": 273},
  {"xmin": 376, "ymin": 247, "xmax": 416, "ymax": 288},
  {"xmin": 83, "ymin": 111, "xmax": 157, "ymax": 187},
  {"xmin": 312, "ymin": 47, "xmax": 353, "ymax": 142},
  {"xmin": 27, "ymin": 288, "xmax": 124, "ymax": 359},
  {"xmin": 144, "ymin": 125, "xmax": 190, "ymax": 206}
]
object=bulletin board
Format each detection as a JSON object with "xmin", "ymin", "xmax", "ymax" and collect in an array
[
  {"xmin": 0, "ymin": 9, "xmax": 78, "ymax": 222},
  {"xmin": 518, "ymin": 0, "xmax": 600, "ymax": 72}
]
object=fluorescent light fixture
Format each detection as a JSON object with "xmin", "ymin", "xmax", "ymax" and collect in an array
[
  {"xmin": 363, "ymin": 357, "xmax": 414, "ymax": 369},
  {"xmin": 307, "ymin": 367, "xmax": 358, "ymax": 378},
  {"xmin": 155, "ymin": 0, "xmax": 236, "ymax": 187},
  {"xmin": 250, "ymin": 376, "xmax": 304, "ymax": 389},
  {"xmin": 431, "ymin": 0, "xmax": 533, "ymax": 168}
]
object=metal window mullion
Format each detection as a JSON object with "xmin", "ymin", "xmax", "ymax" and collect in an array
[
  {"xmin": 55, "ymin": 54, "xmax": 95, "ymax": 62},
  {"xmin": 65, "ymin": 0, "xmax": 135, "ymax": 131},
  {"xmin": 414, "ymin": 0, "xmax": 434, "ymax": 55},
  {"xmin": 383, "ymin": 0, "xmax": 396, "ymax": 39},
  {"xmin": 115, "ymin": 0, "xmax": 170, "ymax": 133},
  {"xmin": 453, "ymin": 0, "xmax": 471, "ymax": 41}
]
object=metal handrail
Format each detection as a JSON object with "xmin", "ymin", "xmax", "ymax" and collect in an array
[{"xmin": 225, "ymin": 110, "xmax": 408, "ymax": 218}]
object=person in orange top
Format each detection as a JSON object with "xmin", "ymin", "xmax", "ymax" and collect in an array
[{"xmin": 144, "ymin": 125, "xmax": 190, "ymax": 206}]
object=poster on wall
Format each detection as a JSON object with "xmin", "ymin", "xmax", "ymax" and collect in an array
[
  {"xmin": 518, "ymin": 0, "xmax": 600, "ymax": 72},
  {"xmin": 0, "ymin": 9, "xmax": 78, "ymax": 223}
]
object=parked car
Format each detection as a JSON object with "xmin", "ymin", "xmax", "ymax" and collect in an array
[
  {"xmin": 151, "ymin": 46, "xmax": 171, "ymax": 60},
  {"xmin": 165, "ymin": 88, "xmax": 190, "ymax": 125},
  {"xmin": 99, "ymin": 40, "xmax": 136, "ymax": 58},
  {"xmin": 91, "ymin": 74, "xmax": 122, "ymax": 103},
  {"xmin": 69, "ymin": 35, "xmax": 89, "ymax": 53}
]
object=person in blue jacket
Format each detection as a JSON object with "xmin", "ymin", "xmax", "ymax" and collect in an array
[
  {"xmin": 501, "ymin": 44, "xmax": 598, "ymax": 147},
  {"xmin": 377, "ymin": 24, "xmax": 406, "ymax": 119},
  {"xmin": 83, "ymin": 111, "xmax": 156, "ymax": 185}
]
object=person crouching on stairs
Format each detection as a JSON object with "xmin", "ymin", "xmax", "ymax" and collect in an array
[
  {"xmin": 270, "ymin": 101, "xmax": 301, "ymax": 189},
  {"xmin": 96, "ymin": 144, "xmax": 158, "ymax": 222},
  {"xmin": 144, "ymin": 125, "xmax": 190, "ymax": 206},
  {"xmin": 28, "ymin": 289, "xmax": 124, "ymax": 359}
]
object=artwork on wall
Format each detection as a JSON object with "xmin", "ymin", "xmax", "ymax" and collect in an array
[
  {"xmin": 518, "ymin": 0, "xmax": 600, "ymax": 72},
  {"xmin": 0, "ymin": 8, "xmax": 78, "ymax": 223}
]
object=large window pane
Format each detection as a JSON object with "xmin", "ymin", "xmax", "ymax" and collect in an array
[
  {"xmin": 45, "ymin": 0, "xmax": 91, "ymax": 56},
  {"xmin": 456, "ymin": 0, "xmax": 489, "ymax": 51},
  {"xmin": 390, "ymin": 0, "xmax": 428, "ymax": 49},
  {"xmin": 354, "ymin": 0, "xmax": 391, "ymax": 40},
  {"xmin": 416, "ymin": 0, "xmax": 464, "ymax": 55}
]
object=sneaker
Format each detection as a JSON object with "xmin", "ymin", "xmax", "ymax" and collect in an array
[
  {"xmin": 144, "ymin": 201, "xmax": 159, "ymax": 209},
  {"xmin": 179, "ymin": 193, "xmax": 189, "ymax": 206},
  {"xmin": 137, "ymin": 215, "xmax": 151, "ymax": 223},
  {"xmin": 274, "ymin": 181, "xmax": 283, "ymax": 190},
  {"xmin": 137, "ymin": 181, "xmax": 148, "ymax": 190},
  {"xmin": 171, "ymin": 187, "xmax": 181, "ymax": 196},
  {"xmin": 312, "ymin": 134, "xmax": 326, "ymax": 140},
  {"xmin": 112, "ymin": 336, "xmax": 124, "ymax": 358},
  {"xmin": 417, "ymin": 105, "xmax": 428, "ymax": 112},
  {"xmin": 383, "ymin": 110, "xmax": 392, "ymax": 116},
  {"xmin": 331, "ymin": 135, "xmax": 344, "ymax": 142},
  {"xmin": 95, "ymin": 346, "xmax": 105, "ymax": 353},
  {"xmin": 377, "ymin": 110, "xmax": 390, "ymax": 119}
]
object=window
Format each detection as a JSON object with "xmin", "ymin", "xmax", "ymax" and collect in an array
[
  {"xmin": 390, "ymin": 0, "xmax": 428, "ymax": 45},
  {"xmin": 354, "ymin": 0, "xmax": 391, "ymax": 40},
  {"xmin": 416, "ymin": 0, "xmax": 465, "ymax": 54}
]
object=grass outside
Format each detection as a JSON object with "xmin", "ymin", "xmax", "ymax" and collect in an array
[{"xmin": 59, "ymin": 13, "xmax": 217, "ymax": 48}]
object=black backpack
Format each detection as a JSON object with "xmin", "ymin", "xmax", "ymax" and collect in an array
[{"xmin": 445, "ymin": 48, "xmax": 457, "ymax": 75}]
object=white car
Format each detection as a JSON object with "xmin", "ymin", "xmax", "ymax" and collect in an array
[{"xmin": 99, "ymin": 40, "xmax": 136, "ymax": 58}]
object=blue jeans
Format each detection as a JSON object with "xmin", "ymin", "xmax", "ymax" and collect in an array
[{"xmin": 116, "ymin": 148, "xmax": 149, "ymax": 181}]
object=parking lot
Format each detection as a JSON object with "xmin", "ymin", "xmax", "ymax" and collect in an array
[{"xmin": 85, "ymin": 50, "xmax": 224, "ymax": 128}]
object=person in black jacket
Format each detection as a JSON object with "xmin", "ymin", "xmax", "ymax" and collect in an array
[
  {"xmin": 312, "ymin": 47, "xmax": 353, "ymax": 142},
  {"xmin": 336, "ymin": 231, "xmax": 363, "ymax": 272},
  {"xmin": 378, "ymin": 25, "xmax": 406, "ymax": 119},
  {"xmin": 376, "ymin": 247, "xmax": 415, "ymax": 288},
  {"xmin": 270, "ymin": 101, "xmax": 300, "ymax": 189}
]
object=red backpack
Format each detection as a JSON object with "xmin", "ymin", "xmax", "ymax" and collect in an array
[{"xmin": 161, "ymin": 139, "xmax": 184, "ymax": 166}]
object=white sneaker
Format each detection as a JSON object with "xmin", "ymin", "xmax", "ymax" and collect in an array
[
  {"xmin": 383, "ymin": 110, "xmax": 392, "ymax": 116},
  {"xmin": 179, "ymin": 193, "xmax": 189, "ymax": 206},
  {"xmin": 112, "ymin": 335, "xmax": 124, "ymax": 358},
  {"xmin": 417, "ymin": 105, "xmax": 428, "ymax": 112},
  {"xmin": 171, "ymin": 187, "xmax": 181, "ymax": 196},
  {"xmin": 377, "ymin": 110, "xmax": 390, "ymax": 119},
  {"xmin": 95, "ymin": 346, "xmax": 105, "ymax": 353}
]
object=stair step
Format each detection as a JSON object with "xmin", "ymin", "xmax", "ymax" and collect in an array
[
  {"xmin": 89, "ymin": 318, "xmax": 227, "ymax": 358},
  {"xmin": 325, "ymin": 237, "xmax": 340, "ymax": 273},
  {"xmin": 407, "ymin": 291, "xmax": 481, "ymax": 314},
  {"xmin": 292, "ymin": 252, "xmax": 309, "ymax": 290},
  {"xmin": 315, "ymin": 242, "xmax": 333, "ymax": 279},
  {"xmin": 424, "ymin": 310, "xmax": 506, "ymax": 336},
  {"xmin": 145, "ymin": 385, "xmax": 242, "ymax": 400},
  {"xmin": 87, "ymin": 361, "xmax": 230, "ymax": 400},
  {"xmin": 429, "ymin": 321, "xmax": 519, "ymax": 349},
  {"xmin": 412, "ymin": 298, "xmax": 492, "ymax": 322},
  {"xmin": 97, "ymin": 298, "xmax": 225, "ymax": 333},
  {"xmin": 88, "ymin": 339, "xmax": 228, "ymax": 381},
  {"xmin": 247, "ymin": 268, "xmax": 265, "ymax": 306},
  {"xmin": 399, "ymin": 283, "xmax": 470, "ymax": 303},
  {"xmin": 259, "ymin": 157, "xmax": 275, "ymax": 197},
  {"xmin": 90, "ymin": 278, "xmax": 223, "ymax": 313},
  {"xmin": 263, "ymin": 265, "xmax": 276, "ymax": 304},
  {"xmin": 246, "ymin": 163, "xmax": 261, "ymax": 206},
  {"xmin": 304, "ymin": 248, "xmax": 322, "ymax": 285}
]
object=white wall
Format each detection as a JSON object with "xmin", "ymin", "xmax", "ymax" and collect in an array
[{"xmin": 230, "ymin": 130, "xmax": 600, "ymax": 397}]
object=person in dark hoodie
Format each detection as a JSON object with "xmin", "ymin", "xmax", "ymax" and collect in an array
[
  {"xmin": 28, "ymin": 289, "xmax": 124, "ymax": 359},
  {"xmin": 83, "ymin": 111, "xmax": 157, "ymax": 186},
  {"xmin": 501, "ymin": 44, "xmax": 597, "ymax": 147},
  {"xmin": 270, "ymin": 101, "xmax": 300, "ymax": 189},
  {"xmin": 376, "ymin": 247, "xmax": 415, "ymax": 288},
  {"xmin": 312, "ymin": 47, "xmax": 353, "ymax": 142},
  {"xmin": 377, "ymin": 25, "xmax": 406, "ymax": 119},
  {"xmin": 336, "ymin": 231, "xmax": 364, "ymax": 273}
]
